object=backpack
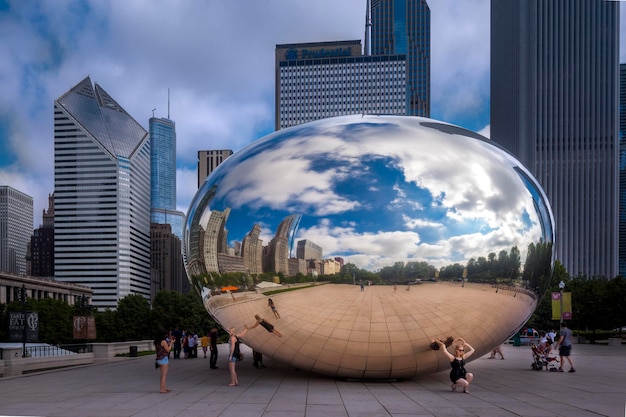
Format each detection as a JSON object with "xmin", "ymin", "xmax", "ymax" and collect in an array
[{"xmin": 233, "ymin": 337, "xmax": 243, "ymax": 360}]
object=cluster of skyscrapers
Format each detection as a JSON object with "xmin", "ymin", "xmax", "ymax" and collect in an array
[{"xmin": 0, "ymin": 0, "xmax": 623, "ymax": 310}]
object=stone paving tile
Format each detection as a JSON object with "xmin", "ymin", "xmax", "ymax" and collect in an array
[{"xmin": 0, "ymin": 342, "xmax": 624, "ymax": 416}]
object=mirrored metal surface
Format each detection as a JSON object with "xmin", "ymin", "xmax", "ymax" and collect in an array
[{"xmin": 183, "ymin": 115, "xmax": 555, "ymax": 378}]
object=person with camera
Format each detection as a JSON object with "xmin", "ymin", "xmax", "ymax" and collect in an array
[{"xmin": 154, "ymin": 328, "xmax": 175, "ymax": 393}]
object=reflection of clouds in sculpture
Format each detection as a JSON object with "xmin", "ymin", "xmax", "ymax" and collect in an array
[
  {"xmin": 212, "ymin": 136, "xmax": 359, "ymax": 216},
  {"xmin": 184, "ymin": 115, "xmax": 554, "ymax": 277}
]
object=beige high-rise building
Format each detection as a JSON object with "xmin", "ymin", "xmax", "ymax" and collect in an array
[{"xmin": 197, "ymin": 150, "xmax": 233, "ymax": 187}]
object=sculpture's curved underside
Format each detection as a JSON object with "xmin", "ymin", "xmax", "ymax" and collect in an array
[{"xmin": 205, "ymin": 283, "xmax": 537, "ymax": 379}]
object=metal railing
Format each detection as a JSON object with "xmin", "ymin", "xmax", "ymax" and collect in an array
[{"xmin": 23, "ymin": 344, "xmax": 92, "ymax": 358}]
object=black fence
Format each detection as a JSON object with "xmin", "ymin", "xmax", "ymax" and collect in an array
[{"xmin": 23, "ymin": 344, "xmax": 93, "ymax": 358}]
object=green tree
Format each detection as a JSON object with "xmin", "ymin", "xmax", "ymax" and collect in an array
[
  {"xmin": 32, "ymin": 298, "xmax": 74, "ymax": 344},
  {"xmin": 115, "ymin": 294, "xmax": 152, "ymax": 341},
  {"xmin": 151, "ymin": 290, "xmax": 188, "ymax": 330}
]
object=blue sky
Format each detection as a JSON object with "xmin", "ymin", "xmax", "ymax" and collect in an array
[{"xmin": 0, "ymin": 0, "xmax": 624, "ymax": 226}]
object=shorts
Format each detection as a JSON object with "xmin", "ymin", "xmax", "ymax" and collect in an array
[
  {"xmin": 156, "ymin": 356, "xmax": 169, "ymax": 366},
  {"xmin": 229, "ymin": 355, "xmax": 238, "ymax": 363},
  {"xmin": 559, "ymin": 345, "xmax": 572, "ymax": 357}
]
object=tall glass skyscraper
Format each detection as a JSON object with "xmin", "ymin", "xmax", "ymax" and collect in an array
[
  {"xmin": 618, "ymin": 64, "xmax": 626, "ymax": 277},
  {"xmin": 54, "ymin": 77, "xmax": 152, "ymax": 309},
  {"xmin": 491, "ymin": 0, "xmax": 619, "ymax": 279},
  {"xmin": 370, "ymin": 0, "xmax": 430, "ymax": 117},
  {"xmin": 0, "ymin": 186, "xmax": 33, "ymax": 275},
  {"xmin": 149, "ymin": 117, "xmax": 185, "ymax": 239}
]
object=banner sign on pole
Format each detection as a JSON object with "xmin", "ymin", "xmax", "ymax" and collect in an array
[
  {"xmin": 8, "ymin": 311, "xmax": 39, "ymax": 342},
  {"xmin": 73, "ymin": 316, "xmax": 97, "ymax": 340},
  {"xmin": 551, "ymin": 292, "xmax": 572, "ymax": 320}
]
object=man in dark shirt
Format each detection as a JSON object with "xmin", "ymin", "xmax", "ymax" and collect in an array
[{"xmin": 209, "ymin": 327, "xmax": 219, "ymax": 369}]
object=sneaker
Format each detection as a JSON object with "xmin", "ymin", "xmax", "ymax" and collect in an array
[
  {"xmin": 558, "ymin": 367, "xmax": 564, "ymax": 372},
  {"xmin": 568, "ymin": 368, "xmax": 576, "ymax": 373}
]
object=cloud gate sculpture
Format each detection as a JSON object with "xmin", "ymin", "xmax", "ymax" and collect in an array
[{"xmin": 183, "ymin": 115, "xmax": 554, "ymax": 379}]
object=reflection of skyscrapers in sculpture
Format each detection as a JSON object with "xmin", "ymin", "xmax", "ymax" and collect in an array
[
  {"xmin": 203, "ymin": 208, "xmax": 231, "ymax": 273},
  {"xmin": 186, "ymin": 207, "xmax": 338, "ymax": 278},
  {"xmin": 185, "ymin": 184, "xmax": 216, "ymax": 277},
  {"xmin": 296, "ymin": 239, "xmax": 323, "ymax": 275},
  {"xmin": 265, "ymin": 214, "xmax": 301, "ymax": 275},
  {"xmin": 297, "ymin": 240, "xmax": 323, "ymax": 261},
  {"xmin": 322, "ymin": 259, "xmax": 342, "ymax": 275},
  {"xmin": 242, "ymin": 224, "xmax": 263, "ymax": 274}
]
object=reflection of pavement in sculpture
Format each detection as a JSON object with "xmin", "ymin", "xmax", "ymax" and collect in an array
[{"xmin": 206, "ymin": 283, "xmax": 536, "ymax": 379}]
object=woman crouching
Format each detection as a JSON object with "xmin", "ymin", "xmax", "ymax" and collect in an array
[{"xmin": 433, "ymin": 337, "xmax": 475, "ymax": 393}]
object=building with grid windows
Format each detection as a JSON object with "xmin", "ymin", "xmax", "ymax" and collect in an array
[
  {"xmin": 491, "ymin": 0, "xmax": 619, "ymax": 279},
  {"xmin": 0, "ymin": 186, "xmax": 33, "ymax": 275},
  {"xmin": 54, "ymin": 77, "xmax": 152, "ymax": 310},
  {"xmin": 276, "ymin": 40, "xmax": 407, "ymax": 130},
  {"xmin": 275, "ymin": 1, "xmax": 430, "ymax": 130}
]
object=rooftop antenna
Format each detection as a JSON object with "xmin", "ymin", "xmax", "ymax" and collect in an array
[
  {"xmin": 364, "ymin": 0, "xmax": 371, "ymax": 56},
  {"xmin": 167, "ymin": 88, "xmax": 170, "ymax": 119},
  {"xmin": 152, "ymin": 108, "xmax": 156, "ymax": 118}
]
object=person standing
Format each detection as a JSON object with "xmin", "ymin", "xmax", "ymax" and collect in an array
[
  {"xmin": 187, "ymin": 332, "xmax": 197, "ymax": 358},
  {"xmin": 209, "ymin": 327, "xmax": 219, "ymax": 369},
  {"xmin": 253, "ymin": 350, "xmax": 265, "ymax": 368},
  {"xmin": 227, "ymin": 326, "xmax": 248, "ymax": 387},
  {"xmin": 154, "ymin": 328, "xmax": 174, "ymax": 393},
  {"xmin": 432, "ymin": 337, "xmax": 476, "ymax": 393},
  {"xmin": 172, "ymin": 327, "xmax": 182, "ymax": 359},
  {"xmin": 556, "ymin": 322, "xmax": 576, "ymax": 372},
  {"xmin": 200, "ymin": 333, "xmax": 209, "ymax": 358}
]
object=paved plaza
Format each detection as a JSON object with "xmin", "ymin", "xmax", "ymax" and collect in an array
[{"xmin": 0, "ymin": 342, "xmax": 624, "ymax": 417}]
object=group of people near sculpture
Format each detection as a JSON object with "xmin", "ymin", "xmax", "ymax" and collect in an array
[
  {"xmin": 154, "ymin": 298, "xmax": 283, "ymax": 391},
  {"xmin": 155, "ymin": 295, "xmax": 575, "ymax": 394}
]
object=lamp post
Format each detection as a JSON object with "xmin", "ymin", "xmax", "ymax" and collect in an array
[
  {"xmin": 21, "ymin": 285, "xmax": 27, "ymax": 358},
  {"xmin": 558, "ymin": 280, "xmax": 565, "ymax": 323}
]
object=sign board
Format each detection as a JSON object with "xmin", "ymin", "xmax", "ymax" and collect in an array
[
  {"xmin": 73, "ymin": 315, "xmax": 97, "ymax": 340},
  {"xmin": 8, "ymin": 311, "xmax": 39, "ymax": 342},
  {"xmin": 551, "ymin": 291, "xmax": 572, "ymax": 320}
]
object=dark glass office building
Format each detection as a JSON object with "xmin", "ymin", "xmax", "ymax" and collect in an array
[
  {"xmin": 371, "ymin": 0, "xmax": 430, "ymax": 117},
  {"xmin": 618, "ymin": 64, "xmax": 626, "ymax": 277},
  {"xmin": 491, "ymin": 0, "xmax": 619, "ymax": 278}
]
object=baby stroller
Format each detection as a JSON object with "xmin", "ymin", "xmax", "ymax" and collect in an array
[{"xmin": 530, "ymin": 344, "xmax": 559, "ymax": 371}]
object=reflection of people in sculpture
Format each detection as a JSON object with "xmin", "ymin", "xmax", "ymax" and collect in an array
[
  {"xmin": 432, "ymin": 337, "xmax": 475, "ymax": 393},
  {"xmin": 268, "ymin": 298, "xmax": 280, "ymax": 319},
  {"xmin": 246, "ymin": 314, "xmax": 282, "ymax": 337}
]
